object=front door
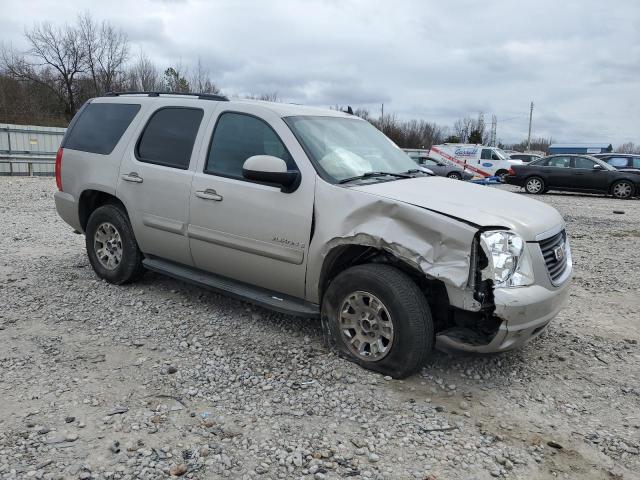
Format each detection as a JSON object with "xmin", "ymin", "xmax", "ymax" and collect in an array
[
  {"xmin": 188, "ymin": 108, "xmax": 315, "ymax": 298},
  {"xmin": 570, "ymin": 156, "xmax": 609, "ymax": 191},
  {"xmin": 117, "ymin": 104, "xmax": 210, "ymax": 266}
]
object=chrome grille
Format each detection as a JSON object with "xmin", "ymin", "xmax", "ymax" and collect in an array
[{"xmin": 539, "ymin": 230, "xmax": 569, "ymax": 284}]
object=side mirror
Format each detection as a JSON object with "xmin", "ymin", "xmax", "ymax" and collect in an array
[
  {"xmin": 593, "ymin": 164, "xmax": 604, "ymax": 170},
  {"xmin": 242, "ymin": 155, "xmax": 300, "ymax": 192}
]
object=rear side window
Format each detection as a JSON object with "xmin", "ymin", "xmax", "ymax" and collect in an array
[
  {"xmin": 63, "ymin": 103, "xmax": 140, "ymax": 155},
  {"xmin": 633, "ymin": 158, "xmax": 640, "ymax": 168},
  {"xmin": 136, "ymin": 107, "xmax": 204, "ymax": 169},
  {"xmin": 607, "ymin": 157, "xmax": 629, "ymax": 168},
  {"xmin": 546, "ymin": 156, "xmax": 570, "ymax": 168},
  {"xmin": 205, "ymin": 112, "xmax": 295, "ymax": 179}
]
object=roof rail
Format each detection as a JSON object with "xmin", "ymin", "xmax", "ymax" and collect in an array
[{"xmin": 104, "ymin": 91, "xmax": 229, "ymax": 102}]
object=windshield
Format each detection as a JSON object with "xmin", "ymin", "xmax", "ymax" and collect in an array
[
  {"xmin": 493, "ymin": 148, "xmax": 509, "ymax": 160},
  {"xmin": 284, "ymin": 116, "xmax": 418, "ymax": 182}
]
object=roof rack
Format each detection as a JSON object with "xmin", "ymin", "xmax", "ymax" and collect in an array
[{"xmin": 104, "ymin": 91, "xmax": 229, "ymax": 102}]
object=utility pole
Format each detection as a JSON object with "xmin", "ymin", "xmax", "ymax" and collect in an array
[
  {"xmin": 490, "ymin": 115, "xmax": 497, "ymax": 146},
  {"xmin": 526, "ymin": 101, "xmax": 534, "ymax": 151},
  {"xmin": 381, "ymin": 103, "xmax": 384, "ymax": 121}
]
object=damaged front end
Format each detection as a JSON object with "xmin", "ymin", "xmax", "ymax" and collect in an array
[
  {"xmin": 436, "ymin": 229, "xmax": 571, "ymax": 353},
  {"xmin": 308, "ymin": 178, "xmax": 571, "ymax": 355}
]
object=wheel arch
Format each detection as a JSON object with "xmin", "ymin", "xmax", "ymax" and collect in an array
[
  {"xmin": 318, "ymin": 243, "xmax": 450, "ymax": 322},
  {"xmin": 78, "ymin": 189, "xmax": 129, "ymax": 232}
]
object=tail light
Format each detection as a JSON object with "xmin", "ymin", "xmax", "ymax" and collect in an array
[
  {"xmin": 507, "ymin": 167, "xmax": 515, "ymax": 176},
  {"xmin": 55, "ymin": 147, "xmax": 63, "ymax": 191}
]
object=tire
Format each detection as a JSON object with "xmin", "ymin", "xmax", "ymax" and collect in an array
[
  {"xmin": 495, "ymin": 169, "xmax": 509, "ymax": 181},
  {"xmin": 611, "ymin": 180, "xmax": 634, "ymax": 199},
  {"xmin": 321, "ymin": 264, "xmax": 433, "ymax": 379},
  {"xmin": 525, "ymin": 176, "xmax": 545, "ymax": 194},
  {"xmin": 85, "ymin": 204, "xmax": 144, "ymax": 284},
  {"xmin": 446, "ymin": 171, "xmax": 462, "ymax": 180}
]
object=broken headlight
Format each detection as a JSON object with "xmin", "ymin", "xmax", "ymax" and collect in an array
[{"xmin": 480, "ymin": 231, "xmax": 534, "ymax": 287}]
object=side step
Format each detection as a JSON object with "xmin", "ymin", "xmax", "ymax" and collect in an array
[{"xmin": 142, "ymin": 257, "xmax": 320, "ymax": 318}]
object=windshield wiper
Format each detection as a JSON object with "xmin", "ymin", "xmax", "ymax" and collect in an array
[
  {"xmin": 338, "ymin": 171, "xmax": 413, "ymax": 184},
  {"xmin": 403, "ymin": 168, "xmax": 433, "ymax": 175}
]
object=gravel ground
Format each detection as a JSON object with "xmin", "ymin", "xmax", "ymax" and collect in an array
[{"xmin": 1, "ymin": 177, "xmax": 639, "ymax": 480}]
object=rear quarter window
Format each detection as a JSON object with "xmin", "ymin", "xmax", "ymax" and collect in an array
[{"xmin": 63, "ymin": 103, "xmax": 141, "ymax": 155}]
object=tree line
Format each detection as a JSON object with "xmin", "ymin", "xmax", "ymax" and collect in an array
[{"xmin": 2, "ymin": 16, "xmax": 637, "ymax": 154}]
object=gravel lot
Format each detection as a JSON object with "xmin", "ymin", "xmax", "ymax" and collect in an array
[{"xmin": 1, "ymin": 177, "xmax": 639, "ymax": 480}]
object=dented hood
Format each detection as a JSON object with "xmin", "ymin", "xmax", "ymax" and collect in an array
[{"xmin": 352, "ymin": 176, "xmax": 563, "ymax": 241}]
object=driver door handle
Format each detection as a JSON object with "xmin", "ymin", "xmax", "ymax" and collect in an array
[
  {"xmin": 122, "ymin": 172, "xmax": 143, "ymax": 183},
  {"xmin": 195, "ymin": 189, "xmax": 223, "ymax": 201}
]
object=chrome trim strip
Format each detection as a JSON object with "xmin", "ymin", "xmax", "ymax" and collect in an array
[{"xmin": 187, "ymin": 225, "xmax": 304, "ymax": 265}]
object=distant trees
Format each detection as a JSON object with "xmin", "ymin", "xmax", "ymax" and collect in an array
[
  {"xmin": 617, "ymin": 142, "xmax": 640, "ymax": 154},
  {"xmin": 0, "ymin": 15, "xmax": 222, "ymax": 124}
]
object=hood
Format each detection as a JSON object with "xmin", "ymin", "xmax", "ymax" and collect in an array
[{"xmin": 351, "ymin": 176, "xmax": 564, "ymax": 241}]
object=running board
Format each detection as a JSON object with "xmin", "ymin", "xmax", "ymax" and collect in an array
[{"xmin": 142, "ymin": 257, "xmax": 320, "ymax": 318}]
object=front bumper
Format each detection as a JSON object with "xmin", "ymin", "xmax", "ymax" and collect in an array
[{"xmin": 437, "ymin": 265, "xmax": 572, "ymax": 353}]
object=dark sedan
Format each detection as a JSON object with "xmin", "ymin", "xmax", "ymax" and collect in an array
[
  {"xmin": 505, "ymin": 154, "xmax": 640, "ymax": 199},
  {"xmin": 593, "ymin": 153, "xmax": 640, "ymax": 170}
]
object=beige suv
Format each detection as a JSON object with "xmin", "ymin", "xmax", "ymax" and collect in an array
[{"xmin": 54, "ymin": 92, "xmax": 572, "ymax": 378}]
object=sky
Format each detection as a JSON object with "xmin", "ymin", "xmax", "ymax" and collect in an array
[{"xmin": 1, "ymin": 0, "xmax": 639, "ymax": 145}]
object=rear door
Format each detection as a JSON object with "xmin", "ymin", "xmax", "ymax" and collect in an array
[
  {"xmin": 117, "ymin": 101, "xmax": 213, "ymax": 266},
  {"xmin": 188, "ymin": 106, "xmax": 315, "ymax": 298},
  {"xmin": 541, "ymin": 156, "xmax": 572, "ymax": 187}
]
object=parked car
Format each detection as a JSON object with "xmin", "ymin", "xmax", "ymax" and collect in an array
[
  {"xmin": 55, "ymin": 92, "xmax": 572, "ymax": 378},
  {"xmin": 415, "ymin": 156, "xmax": 474, "ymax": 180},
  {"xmin": 429, "ymin": 143, "xmax": 522, "ymax": 180},
  {"xmin": 505, "ymin": 154, "xmax": 640, "ymax": 199},
  {"xmin": 509, "ymin": 153, "xmax": 542, "ymax": 163},
  {"xmin": 592, "ymin": 153, "xmax": 640, "ymax": 170}
]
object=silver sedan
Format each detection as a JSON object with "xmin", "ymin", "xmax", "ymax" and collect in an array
[{"xmin": 417, "ymin": 157, "xmax": 474, "ymax": 180}]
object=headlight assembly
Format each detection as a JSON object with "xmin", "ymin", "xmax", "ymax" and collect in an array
[{"xmin": 480, "ymin": 230, "xmax": 534, "ymax": 287}]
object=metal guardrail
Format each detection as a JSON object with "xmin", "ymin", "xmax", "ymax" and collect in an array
[{"xmin": 0, "ymin": 156, "xmax": 56, "ymax": 177}]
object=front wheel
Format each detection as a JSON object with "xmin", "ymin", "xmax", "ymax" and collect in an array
[
  {"xmin": 525, "ymin": 176, "xmax": 546, "ymax": 194},
  {"xmin": 85, "ymin": 204, "xmax": 144, "ymax": 284},
  {"xmin": 322, "ymin": 264, "xmax": 433, "ymax": 378},
  {"xmin": 611, "ymin": 180, "xmax": 634, "ymax": 199},
  {"xmin": 446, "ymin": 171, "xmax": 462, "ymax": 180}
]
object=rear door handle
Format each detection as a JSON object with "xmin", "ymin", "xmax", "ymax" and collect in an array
[
  {"xmin": 195, "ymin": 189, "xmax": 223, "ymax": 201},
  {"xmin": 122, "ymin": 172, "xmax": 143, "ymax": 183}
]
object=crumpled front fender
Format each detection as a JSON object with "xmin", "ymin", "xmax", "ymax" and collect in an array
[{"xmin": 306, "ymin": 180, "xmax": 479, "ymax": 304}]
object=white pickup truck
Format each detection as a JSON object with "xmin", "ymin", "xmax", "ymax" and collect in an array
[{"xmin": 429, "ymin": 144, "xmax": 522, "ymax": 179}]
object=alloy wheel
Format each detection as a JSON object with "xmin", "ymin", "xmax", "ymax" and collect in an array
[
  {"xmin": 526, "ymin": 178, "xmax": 543, "ymax": 194},
  {"xmin": 339, "ymin": 291, "xmax": 395, "ymax": 361},
  {"xmin": 94, "ymin": 222, "xmax": 123, "ymax": 270},
  {"xmin": 613, "ymin": 181, "xmax": 632, "ymax": 199}
]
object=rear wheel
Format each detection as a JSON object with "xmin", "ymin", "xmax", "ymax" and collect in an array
[
  {"xmin": 446, "ymin": 171, "xmax": 462, "ymax": 180},
  {"xmin": 525, "ymin": 176, "xmax": 545, "ymax": 194},
  {"xmin": 611, "ymin": 180, "xmax": 634, "ymax": 199},
  {"xmin": 322, "ymin": 264, "xmax": 433, "ymax": 378},
  {"xmin": 85, "ymin": 204, "xmax": 144, "ymax": 284}
]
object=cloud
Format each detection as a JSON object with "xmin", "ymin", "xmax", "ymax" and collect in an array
[{"xmin": 0, "ymin": 0, "xmax": 638, "ymax": 144}]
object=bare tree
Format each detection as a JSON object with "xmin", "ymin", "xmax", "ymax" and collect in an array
[
  {"xmin": 79, "ymin": 14, "xmax": 129, "ymax": 94},
  {"xmin": 2, "ymin": 22, "xmax": 86, "ymax": 117},
  {"xmin": 189, "ymin": 57, "xmax": 220, "ymax": 94},
  {"xmin": 617, "ymin": 142, "xmax": 640, "ymax": 154},
  {"xmin": 128, "ymin": 50, "xmax": 159, "ymax": 91}
]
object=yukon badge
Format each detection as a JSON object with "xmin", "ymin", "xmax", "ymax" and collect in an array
[{"xmin": 272, "ymin": 236, "xmax": 305, "ymax": 249}]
